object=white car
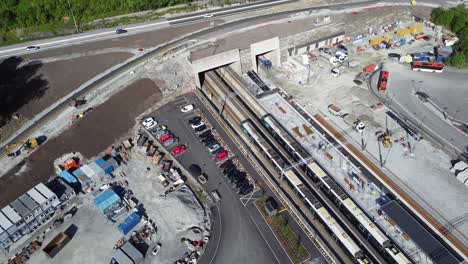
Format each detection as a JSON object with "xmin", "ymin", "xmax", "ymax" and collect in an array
[
  {"xmin": 203, "ymin": 13, "xmax": 213, "ymax": 18},
  {"xmin": 142, "ymin": 117, "xmax": 158, "ymax": 129},
  {"xmin": 335, "ymin": 51, "xmax": 348, "ymax": 62},
  {"xmin": 26, "ymin": 46, "xmax": 40, "ymax": 51},
  {"xmin": 152, "ymin": 243, "xmax": 161, "ymax": 256},
  {"xmin": 331, "ymin": 68, "xmax": 340, "ymax": 77},
  {"xmin": 180, "ymin": 104, "xmax": 194, "ymax": 113},
  {"xmin": 191, "ymin": 121, "xmax": 205, "ymax": 129},
  {"xmin": 208, "ymin": 144, "xmax": 220, "ymax": 152}
]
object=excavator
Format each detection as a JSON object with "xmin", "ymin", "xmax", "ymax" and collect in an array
[
  {"xmin": 4, "ymin": 137, "xmax": 45, "ymax": 157},
  {"xmin": 376, "ymin": 131, "xmax": 392, "ymax": 148}
]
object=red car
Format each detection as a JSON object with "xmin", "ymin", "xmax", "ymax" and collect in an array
[
  {"xmin": 160, "ymin": 133, "xmax": 173, "ymax": 143},
  {"xmin": 213, "ymin": 151, "xmax": 228, "ymax": 162},
  {"xmin": 172, "ymin": 145, "xmax": 187, "ymax": 156}
]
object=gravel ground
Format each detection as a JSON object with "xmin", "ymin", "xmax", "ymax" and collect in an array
[{"xmin": 0, "ymin": 78, "xmax": 161, "ymax": 207}]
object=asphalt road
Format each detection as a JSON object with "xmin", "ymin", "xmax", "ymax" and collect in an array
[
  {"xmin": 0, "ymin": 0, "xmax": 293, "ymax": 59},
  {"xmin": 371, "ymin": 63, "xmax": 468, "ymax": 156},
  {"xmin": 150, "ymin": 93, "xmax": 325, "ymax": 264}
]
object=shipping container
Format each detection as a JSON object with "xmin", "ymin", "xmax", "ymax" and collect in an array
[
  {"xmin": 118, "ymin": 212, "xmax": 141, "ymax": 235},
  {"xmin": 94, "ymin": 189, "xmax": 121, "ymax": 214},
  {"xmin": 58, "ymin": 170, "xmax": 78, "ymax": 184}
]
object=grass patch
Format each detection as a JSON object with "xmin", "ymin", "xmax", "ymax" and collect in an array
[
  {"xmin": 185, "ymin": 180, "xmax": 208, "ymax": 205},
  {"xmin": 256, "ymin": 197, "xmax": 310, "ymax": 264}
]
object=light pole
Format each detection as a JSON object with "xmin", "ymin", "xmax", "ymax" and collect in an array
[{"xmin": 67, "ymin": 0, "xmax": 79, "ymax": 32}]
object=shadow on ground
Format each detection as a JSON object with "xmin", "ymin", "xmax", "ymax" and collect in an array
[{"xmin": 0, "ymin": 57, "xmax": 48, "ymax": 127}]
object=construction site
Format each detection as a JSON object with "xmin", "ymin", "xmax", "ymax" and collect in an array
[{"xmin": 0, "ymin": 0, "xmax": 467, "ymax": 264}]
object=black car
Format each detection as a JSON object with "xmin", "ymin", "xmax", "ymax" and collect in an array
[
  {"xmin": 223, "ymin": 166, "xmax": 236, "ymax": 175},
  {"xmin": 115, "ymin": 28, "xmax": 127, "ymax": 34},
  {"xmin": 388, "ymin": 53, "xmax": 401, "ymax": 59},
  {"xmin": 189, "ymin": 116, "xmax": 202, "ymax": 124},
  {"xmin": 194, "ymin": 124, "xmax": 207, "ymax": 132},
  {"xmin": 219, "ymin": 160, "xmax": 234, "ymax": 169},
  {"xmin": 239, "ymin": 185, "xmax": 254, "ymax": 195},
  {"xmin": 228, "ymin": 173, "xmax": 243, "ymax": 182},
  {"xmin": 198, "ymin": 130, "xmax": 211, "ymax": 138},
  {"xmin": 205, "ymin": 140, "xmax": 218, "ymax": 147},
  {"xmin": 235, "ymin": 180, "xmax": 249, "ymax": 189},
  {"xmin": 201, "ymin": 135, "xmax": 214, "ymax": 143}
]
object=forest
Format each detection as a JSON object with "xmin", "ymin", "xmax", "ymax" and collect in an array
[
  {"xmin": 0, "ymin": 0, "xmax": 191, "ymax": 43},
  {"xmin": 431, "ymin": 4, "xmax": 468, "ymax": 67}
]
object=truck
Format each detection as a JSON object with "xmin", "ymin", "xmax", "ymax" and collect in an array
[
  {"xmin": 43, "ymin": 232, "xmax": 71, "ymax": 258},
  {"xmin": 258, "ymin": 56, "xmax": 272, "ymax": 70}
]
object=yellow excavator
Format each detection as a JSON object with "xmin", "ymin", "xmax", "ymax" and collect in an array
[{"xmin": 4, "ymin": 138, "xmax": 41, "ymax": 157}]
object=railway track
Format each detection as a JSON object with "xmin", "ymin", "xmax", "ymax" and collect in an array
[{"xmin": 205, "ymin": 68, "xmax": 403, "ymax": 263}]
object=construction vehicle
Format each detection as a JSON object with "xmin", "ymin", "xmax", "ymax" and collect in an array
[
  {"xmin": 376, "ymin": 131, "xmax": 392, "ymax": 148},
  {"xmin": 4, "ymin": 137, "xmax": 44, "ymax": 157},
  {"xmin": 69, "ymin": 98, "xmax": 87, "ymax": 108}
]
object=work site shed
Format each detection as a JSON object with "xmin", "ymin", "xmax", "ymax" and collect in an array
[
  {"xmin": 95, "ymin": 158, "xmax": 114, "ymax": 175},
  {"xmin": 118, "ymin": 212, "xmax": 141, "ymax": 235},
  {"xmin": 106, "ymin": 157, "xmax": 119, "ymax": 170},
  {"xmin": 58, "ymin": 171, "xmax": 78, "ymax": 185},
  {"xmin": 94, "ymin": 189, "xmax": 121, "ymax": 214},
  {"xmin": 111, "ymin": 241, "xmax": 143, "ymax": 264},
  {"xmin": 80, "ymin": 162, "xmax": 105, "ymax": 181},
  {"xmin": 71, "ymin": 169, "xmax": 94, "ymax": 189}
]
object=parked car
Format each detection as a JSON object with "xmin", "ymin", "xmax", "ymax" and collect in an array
[
  {"xmin": 160, "ymin": 134, "xmax": 173, "ymax": 143},
  {"xmin": 198, "ymin": 130, "xmax": 211, "ymax": 138},
  {"xmin": 26, "ymin": 46, "xmax": 40, "ymax": 51},
  {"xmin": 142, "ymin": 117, "xmax": 158, "ymax": 129},
  {"xmin": 189, "ymin": 116, "xmax": 202, "ymax": 124},
  {"xmin": 151, "ymin": 125, "xmax": 167, "ymax": 135},
  {"xmin": 155, "ymin": 129, "xmax": 169, "ymax": 138},
  {"xmin": 219, "ymin": 160, "xmax": 234, "ymax": 169},
  {"xmin": 194, "ymin": 124, "xmax": 207, "ymax": 132},
  {"xmin": 211, "ymin": 147, "xmax": 225, "ymax": 156},
  {"xmin": 337, "ymin": 44, "xmax": 348, "ymax": 54},
  {"xmin": 163, "ymin": 137, "xmax": 179, "ymax": 147},
  {"xmin": 180, "ymin": 104, "xmax": 194, "ymax": 113},
  {"xmin": 152, "ymin": 243, "xmax": 161, "ymax": 256},
  {"xmin": 116, "ymin": 28, "xmax": 127, "ymax": 34},
  {"xmin": 239, "ymin": 185, "xmax": 254, "ymax": 195},
  {"xmin": 172, "ymin": 145, "xmax": 187, "ymax": 156},
  {"xmin": 191, "ymin": 122, "xmax": 205, "ymax": 129},
  {"xmin": 202, "ymin": 135, "xmax": 214, "ymax": 143},
  {"xmin": 196, "ymin": 128, "xmax": 210, "ymax": 135},
  {"xmin": 205, "ymin": 140, "xmax": 218, "ymax": 147},
  {"xmin": 388, "ymin": 53, "xmax": 401, "ymax": 59},
  {"xmin": 214, "ymin": 151, "xmax": 228, "ymax": 161},
  {"xmin": 208, "ymin": 144, "xmax": 220, "ymax": 152}
]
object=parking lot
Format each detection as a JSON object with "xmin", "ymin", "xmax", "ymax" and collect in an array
[{"xmin": 147, "ymin": 93, "xmax": 325, "ymax": 264}]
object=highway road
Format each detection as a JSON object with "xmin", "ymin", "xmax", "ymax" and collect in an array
[
  {"xmin": 373, "ymin": 63, "xmax": 468, "ymax": 156},
  {"xmin": 0, "ymin": 0, "xmax": 294, "ymax": 59}
]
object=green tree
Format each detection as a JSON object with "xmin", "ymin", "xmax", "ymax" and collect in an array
[{"xmin": 446, "ymin": 52, "xmax": 466, "ymax": 67}]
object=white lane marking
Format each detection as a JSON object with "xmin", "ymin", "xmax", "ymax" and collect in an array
[
  {"xmin": 0, "ymin": 0, "xmax": 290, "ymax": 55},
  {"xmin": 248, "ymin": 208, "xmax": 282, "ymax": 264}
]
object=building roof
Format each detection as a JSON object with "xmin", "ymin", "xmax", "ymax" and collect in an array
[
  {"xmin": 46, "ymin": 178, "xmax": 74, "ymax": 199},
  {"xmin": 18, "ymin": 194, "xmax": 39, "ymax": 211},
  {"xmin": 121, "ymin": 241, "xmax": 143, "ymax": 263},
  {"xmin": 0, "ymin": 212, "xmax": 13, "ymax": 230},
  {"xmin": 35, "ymin": 183, "xmax": 57, "ymax": 200},
  {"xmin": 94, "ymin": 189, "xmax": 121, "ymax": 212},
  {"xmin": 1, "ymin": 206, "xmax": 21, "ymax": 223},
  {"xmin": 10, "ymin": 200, "xmax": 30, "ymax": 217},
  {"xmin": 27, "ymin": 188, "xmax": 47, "ymax": 205},
  {"xmin": 381, "ymin": 201, "xmax": 460, "ymax": 264}
]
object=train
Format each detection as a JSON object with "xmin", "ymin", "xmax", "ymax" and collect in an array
[
  {"xmin": 260, "ymin": 114, "xmax": 412, "ymax": 264},
  {"xmin": 241, "ymin": 120, "xmax": 371, "ymax": 263}
]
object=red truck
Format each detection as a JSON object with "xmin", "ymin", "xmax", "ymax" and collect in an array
[{"xmin": 377, "ymin": 71, "xmax": 389, "ymax": 95}]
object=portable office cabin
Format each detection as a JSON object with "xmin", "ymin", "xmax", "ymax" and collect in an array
[
  {"xmin": 46, "ymin": 178, "xmax": 76, "ymax": 203},
  {"xmin": 58, "ymin": 170, "xmax": 78, "ymax": 185},
  {"xmin": 112, "ymin": 241, "xmax": 144, "ymax": 264},
  {"xmin": 0, "ymin": 213, "xmax": 13, "ymax": 248},
  {"xmin": 35, "ymin": 183, "xmax": 60, "ymax": 208},
  {"xmin": 106, "ymin": 157, "xmax": 119, "ymax": 170},
  {"xmin": 10, "ymin": 200, "xmax": 34, "ymax": 226},
  {"xmin": 81, "ymin": 162, "xmax": 106, "ymax": 181},
  {"xmin": 1, "ymin": 206, "xmax": 24, "ymax": 237},
  {"xmin": 18, "ymin": 194, "xmax": 42, "ymax": 219},
  {"xmin": 95, "ymin": 158, "xmax": 114, "ymax": 175}
]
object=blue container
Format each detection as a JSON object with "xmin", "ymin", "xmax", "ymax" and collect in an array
[
  {"xmin": 95, "ymin": 158, "xmax": 113, "ymax": 175},
  {"xmin": 94, "ymin": 189, "xmax": 121, "ymax": 213},
  {"xmin": 59, "ymin": 170, "xmax": 78, "ymax": 184},
  {"xmin": 118, "ymin": 212, "xmax": 141, "ymax": 235}
]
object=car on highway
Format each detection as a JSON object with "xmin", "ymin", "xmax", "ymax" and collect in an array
[
  {"xmin": 191, "ymin": 121, "xmax": 205, "ymax": 129},
  {"xmin": 180, "ymin": 104, "xmax": 194, "ymax": 113},
  {"xmin": 152, "ymin": 243, "xmax": 161, "ymax": 256},
  {"xmin": 26, "ymin": 46, "xmax": 40, "ymax": 51},
  {"xmin": 116, "ymin": 28, "xmax": 127, "ymax": 34},
  {"xmin": 189, "ymin": 116, "xmax": 202, "ymax": 124},
  {"xmin": 203, "ymin": 13, "xmax": 214, "ymax": 18},
  {"xmin": 214, "ymin": 151, "xmax": 228, "ymax": 161},
  {"xmin": 142, "ymin": 117, "xmax": 158, "ymax": 129},
  {"xmin": 172, "ymin": 145, "xmax": 187, "ymax": 156}
]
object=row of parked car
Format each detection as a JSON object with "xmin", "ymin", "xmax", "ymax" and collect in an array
[
  {"xmin": 142, "ymin": 117, "xmax": 187, "ymax": 156},
  {"xmin": 188, "ymin": 114, "xmax": 254, "ymax": 196},
  {"xmin": 189, "ymin": 116, "xmax": 229, "ymax": 162},
  {"xmin": 219, "ymin": 160, "xmax": 254, "ymax": 195}
]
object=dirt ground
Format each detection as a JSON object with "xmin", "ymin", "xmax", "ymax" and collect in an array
[
  {"xmin": 0, "ymin": 78, "xmax": 161, "ymax": 207},
  {"xmin": 0, "ymin": 52, "xmax": 133, "ymax": 140}
]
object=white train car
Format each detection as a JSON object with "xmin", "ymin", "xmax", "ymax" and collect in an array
[
  {"xmin": 385, "ymin": 247, "xmax": 412, "ymax": 264},
  {"xmin": 316, "ymin": 207, "xmax": 364, "ymax": 259}
]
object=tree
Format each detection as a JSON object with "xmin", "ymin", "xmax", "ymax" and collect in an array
[{"xmin": 446, "ymin": 52, "xmax": 466, "ymax": 67}]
